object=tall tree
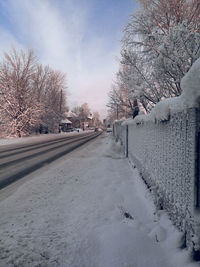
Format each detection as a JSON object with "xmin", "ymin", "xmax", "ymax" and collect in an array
[
  {"xmin": 79, "ymin": 103, "xmax": 90, "ymax": 120},
  {"xmin": 40, "ymin": 68, "xmax": 68, "ymax": 133},
  {"xmin": 0, "ymin": 48, "xmax": 68, "ymax": 137},
  {"xmin": 0, "ymin": 48, "xmax": 41, "ymax": 137},
  {"xmin": 72, "ymin": 103, "xmax": 91, "ymax": 129},
  {"xmin": 92, "ymin": 111, "xmax": 102, "ymax": 128},
  {"xmin": 120, "ymin": 0, "xmax": 200, "ymax": 110}
]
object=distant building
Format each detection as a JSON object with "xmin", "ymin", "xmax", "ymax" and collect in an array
[
  {"xmin": 66, "ymin": 111, "xmax": 94, "ymax": 130},
  {"xmin": 59, "ymin": 118, "xmax": 73, "ymax": 132},
  {"xmin": 82, "ymin": 114, "xmax": 93, "ymax": 129},
  {"xmin": 66, "ymin": 111, "xmax": 80, "ymax": 128}
]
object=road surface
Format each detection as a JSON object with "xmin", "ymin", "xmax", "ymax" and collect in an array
[{"xmin": 0, "ymin": 131, "xmax": 101, "ymax": 189}]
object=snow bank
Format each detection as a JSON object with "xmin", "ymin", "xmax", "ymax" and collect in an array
[
  {"xmin": 123, "ymin": 57, "xmax": 200, "ymax": 125},
  {"xmin": 80, "ymin": 222, "xmax": 170, "ymax": 267},
  {"xmin": 0, "ymin": 131, "xmax": 85, "ymax": 146}
]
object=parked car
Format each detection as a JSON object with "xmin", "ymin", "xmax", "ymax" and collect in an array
[
  {"xmin": 106, "ymin": 127, "xmax": 112, "ymax": 133},
  {"xmin": 73, "ymin": 128, "xmax": 79, "ymax": 132}
]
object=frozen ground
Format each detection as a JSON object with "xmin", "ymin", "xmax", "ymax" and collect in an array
[{"xmin": 0, "ymin": 133, "xmax": 198, "ymax": 267}]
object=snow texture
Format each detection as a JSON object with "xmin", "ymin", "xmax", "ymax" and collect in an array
[
  {"xmin": 114, "ymin": 108, "xmax": 200, "ymax": 252},
  {"xmin": 0, "ymin": 134, "xmax": 198, "ymax": 266}
]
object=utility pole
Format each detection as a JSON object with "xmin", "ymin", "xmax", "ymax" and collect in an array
[
  {"xmin": 116, "ymin": 104, "xmax": 119, "ymax": 120},
  {"xmin": 60, "ymin": 89, "xmax": 62, "ymax": 113}
]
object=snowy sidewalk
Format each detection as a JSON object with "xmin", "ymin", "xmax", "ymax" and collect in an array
[{"xmin": 0, "ymin": 133, "xmax": 198, "ymax": 267}]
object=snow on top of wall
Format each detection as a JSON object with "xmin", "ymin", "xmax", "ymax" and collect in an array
[
  {"xmin": 122, "ymin": 58, "xmax": 200, "ymax": 126},
  {"xmin": 114, "ymin": 117, "xmax": 127, "ymax": 123}
]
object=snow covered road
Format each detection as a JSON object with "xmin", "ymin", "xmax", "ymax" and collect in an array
[
  {"xmin": 0, "ymin": 133, "xmax": 198, "ymax": 266},
  {"xmin": 0, "ymin": 132, "xmax": 101, "ymax": 189}
]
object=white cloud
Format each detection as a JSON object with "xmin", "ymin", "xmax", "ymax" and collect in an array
[
  {"xmin": 1, "ymin": 0, "xmax": 120, "ymax": 119},
  {"xmin": 0, "ymin": 26, "xmax": 23, "ymax": 57}
]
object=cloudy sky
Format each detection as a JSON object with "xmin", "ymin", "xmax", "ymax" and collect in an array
[{"xmin": 0, "ymin": 0, "xmax": 137, "ymax": 119}]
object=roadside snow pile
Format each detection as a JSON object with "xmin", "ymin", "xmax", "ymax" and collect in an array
[
  {"xmin": 123, "ymin": 57, "xmax": 200, "ymax": 125},
  {"xmin": 78, "ymin": 222, "xmax": 170, "ymax": 267},
  {"xmin": 0, "ymin": 132, "xmax": 79, "ymax": 146}
]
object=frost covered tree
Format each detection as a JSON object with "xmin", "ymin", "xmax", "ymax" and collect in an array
[
  {"xmin": 72, "ymin": 103, "xmax": 91, "ymax": 129},
  {"xmin": 0, "ymin": 48, "xmax": 41, "ymax": 137},
  {"xmin": 0, "ymin": 48, "xmax": 68, "ymax": 137},
  {"xmin": 92, "ymin": 111, "xmax": 102, "ymax": 128},
  {"xmin": 107, "ymin": 78, "xmax": 137, "ymax": 119},
  {"xmin": 120, "ymin": 0, "xmax": 200, "ymax": 110},
  {"xmin": 78, "ymin": 103, "xmax": 90, "ymax": 121},
  {"xmin": 36, "ymin": 67, "xmax": 68, "ymax": 133},
  {"xmin": 107, "ymin": 60, "xmax": 153, "ymax": 119}
]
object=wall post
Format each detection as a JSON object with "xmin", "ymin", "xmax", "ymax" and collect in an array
[{"xmin": 126, "ymin": 125, "xmax": 128, "ymax": 157}]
